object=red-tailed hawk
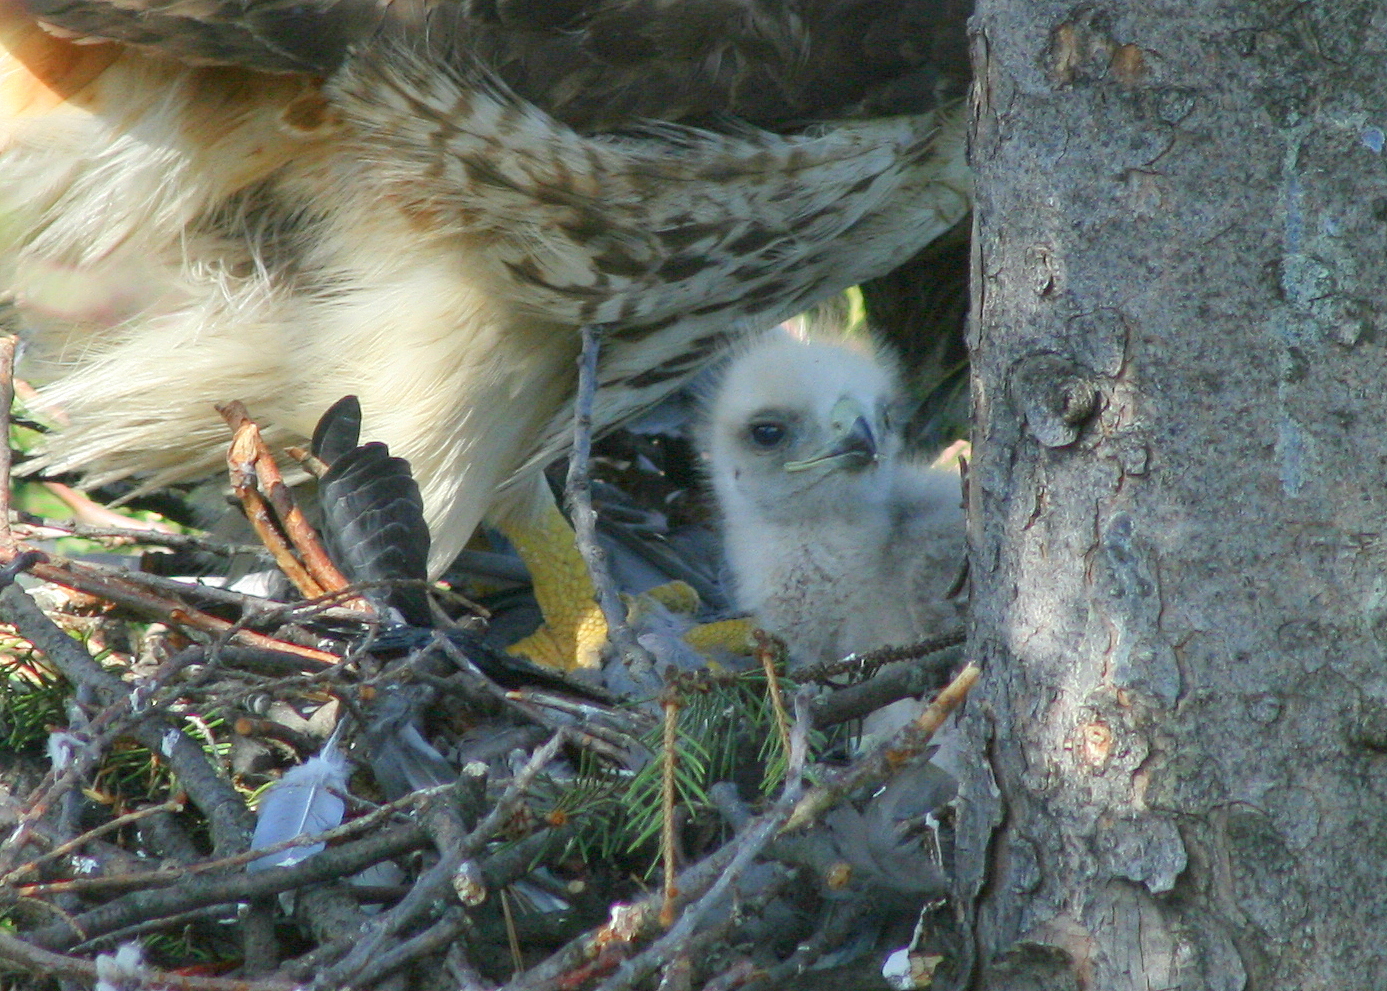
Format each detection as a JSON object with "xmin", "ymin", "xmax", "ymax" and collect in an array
[{"xmin": 1, "ymin": 0, "xmax": 972, "ymax": 656}]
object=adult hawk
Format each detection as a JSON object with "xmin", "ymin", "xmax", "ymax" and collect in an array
[{"xmin": 0, "ymin": 0, "xmax": 972, "ymax": 664}]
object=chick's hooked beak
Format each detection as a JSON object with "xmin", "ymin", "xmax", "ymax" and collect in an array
[{"xmin": 785, "ymin": 396, "xmax": 879, "ymax": 472}]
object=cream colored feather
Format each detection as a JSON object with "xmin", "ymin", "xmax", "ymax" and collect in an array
[{"xmin": 1, "ymin": 4, "xmax": 970, "ymax": 575}]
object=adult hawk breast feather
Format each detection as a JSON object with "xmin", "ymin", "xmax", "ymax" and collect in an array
[{"xmin": 0, "ymin": 0, "xmax": 972, "ymax": 666}]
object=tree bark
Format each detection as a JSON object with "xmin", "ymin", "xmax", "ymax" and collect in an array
[{"xmin": 959, "ymin": 2, "xmax": 1387, "ymax": 989}]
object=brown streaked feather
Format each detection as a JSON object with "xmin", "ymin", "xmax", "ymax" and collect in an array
[
  {"xmin": 20, "ymin": 0, "xmax": 385, "ymax": 73},
  {"xmin": 329, "ymin": 46, "xmax": 949, "ymax": 330},
  {"xmin": 19, "ymin": 0, "xmax": 971, "ymax": 126},
  {"xmin": 2, "ymin": 0, "xmax": 972, "ymax": 575}
]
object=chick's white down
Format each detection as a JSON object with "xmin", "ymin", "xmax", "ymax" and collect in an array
[{"xmin": 704, "ymin": 329, "xmax": 965, "ymax": 666}]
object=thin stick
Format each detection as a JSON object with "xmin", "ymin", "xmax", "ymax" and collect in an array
[
  {"xmin": 783, "ymin": 662, "xmax": 980, "ymax": 833},
  {"xmin": 13, "ymin": 520, "xmax": 261, "ymax": 557},
  {"xmin": 220, "ymin": 402, "xmax": 325, "ymax": 597},
  {"xmin": 41, "ymin": 481, "xmax": 178, "ymax": 531},
  {"xmin": 0, "ymin": 334, "xmax": 16, "ymax": 550},
  {"xmin": 500, "ymin": 794, "xmax": 795, "ymax": 991},
  {"xmin": 754, "ymin": 632, "xmax": 792, "ymax": 756},
  {"xmin": 608, "ymin": 704, "xmax": 813, "ymax": 989},
  {"xmin": 0, "ymin": 547, "xmax": 340, "ymax": 666},
  {"xmin": 594, "ymin": 799, "xmax": 797, "ymax": 991},
  {"xmin": 18, "ymin": 784, "xmax": 444, "ymax": 898},
  {"xmin": 810, "ymin": 643, "xmax": 965, "ymax": 729},
  {"xmin": 23, "ymin": 822, "xmax": 426, "ymax": 952},
  {"xmin": 1, "ymin": 795, "xmax": 186, "ymax": 885},
  {"xmin": 565, "ymin": 325, "xmax": 656, "ymax": 674},
  {"xmin": 217, "ymin": 401, "xmax": 368, "ymax": 611},
  {"xmin": 0, "ymin": 581, "xmax": 256, "ymax": 858},
  {"xmin": 308, "ymin": 732, "xmax": 571, "ymax": 986},
  {"xmin": 503, "ymin": 669, "xmax": 893, "ymax": 989},
  {"xmin": 0, "ymin": 718, "xmax": 133, "ymax": 880},
  {"xmin": 0, "ymin": 932, "xmax": 299, "ymax": 991},
  {"xmin": 463, "ymin": 729, "xmax": 571, "ymax": 852},
  {"xmin": 659, "ymin": 691, "xmax": 681, "ymax": 928},
  {"xmin": 795, "ymin": 628, "xmax": 966, "ymax": 682},
  {"xmin": 343, "ymin": 908, "xmax": 469, "ymax": 990},
  {"xmin": 501, "ymin": 888, "xmax": 524, "ymax": 976}
]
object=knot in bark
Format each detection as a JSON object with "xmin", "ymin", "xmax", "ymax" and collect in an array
[{"xmin": 1008, "ymin": 352, "xmax": 1105, "ymax": 447}]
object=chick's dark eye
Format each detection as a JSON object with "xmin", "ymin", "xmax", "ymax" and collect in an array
[{"xmin": 747, "ymin": 422, "xmax": 787, "ymax": 449}]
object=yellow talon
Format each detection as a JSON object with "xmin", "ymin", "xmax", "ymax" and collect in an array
[
  {"xmin": 500, "ymin": 497, "xmax": 755, "ymax": 671},
  {"xmin": 683, "ymin": 617, "xmax": 756, "ymax": 657},
  {"xmin": 500, "ymin": 499, "xmax": 607, "ymax": 671},
  {"xmin": 623, "ymin": 580, "xmax": 702, "ymax": 629},
  {"xmin": 640, "ymin": 580, "xmax": 702, "ymax": 616}
]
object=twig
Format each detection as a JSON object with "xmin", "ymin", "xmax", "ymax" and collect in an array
[
  {"xmin": 345, "ymin": 907, "xmax": 469, "ymax": 990},
  {"xmin": 219, "ymin": 401, "xmax": 326, "ymax": 598},
  {"xmin": 439, "ymin": 638, "xmax": 638, "ymax": 764},
  {"xmin": 0, "ymin": 333, "xmax": 16, "ymax": 550},
  {"xmin": 19, "ymin": 784, "xmax": 446, "ymax": 898},
  {"xmin": 593, "ymin": 797, "xmax": 799, "ymax": 990},
  {"xmin": 113, "ymin": 569, "xmax": 364, "ymax": 629},
  {"xmin": 227, "ymin": 457, "xmax": 319, "ymax": 595},
  {"xmin": 0, "ymin": 579, "xmax": 256, "ymax": 857},
  {"xmin": 655, "ymin": 955, "xmax": 691, "ymax": 990},
  {"xmin": 275, "ymin": 827, "xmax": 571, "ymax": 986},
  {"xmin": 25, "ymin": 821, "xmax": 427, "ymax": 951},
  {"xmin": 783, "ymin": 662, "xmax": 980, "ymax": 833},
  {"xmin": 13, "ymin": 520, "xmax": 264, "ymax": 558},
  {"xmin": 217, "ymin": 401, "xmax": 368, "ymax": 611},
  {"xmin": 0, "ymin": 932, "xmax": 298, "ymax": 991},
  {"xmin": 700, "ymin": 959, "xmax": 760, "ymax": 991},
  {"xmin": 68, "ymin": 904, "xmax": 240, "ymax": 955},
  {"xmin": 566, "ymin": 325, "xmax": 656, "ymax": 675},
  {"xmin": 743, "ymin": 898, "xmax": 870, "ymax": 986},
  {"xmin": 283, "ymin": 444, "xmax": 330, "ymax": 478},
  {"xmin": 0, "ymin": 574, "xmax": 204, "ymax": 875},
  {"xmin": 448, "ymin": 935, "xmax": 501, "ymax": 991},
  {"xmin": 795, "ymin": 629, "xmax": 966, "ymax": 682},
  {"xmin": 810, "ymin": 643, "xmax": 965, "ymax": 728},
  {"xmin": 0, "ymin": 546, "xmax": 340, "ymax": 665},
  {"xmin": 500, "ymin": 798, "xmax": 795, "ymax": 991},
  {"xmin": 0, "ymin": 691, "xmax": 148, "ymax": 878},
  {"xmin": 754, "ymin": 632, "xmax": 791, "ymax": 756},
  {"xmin": 500, "ymin": 888, "xmax": 524, "ymax": 976},
  {"xmin": 655, "ymin": 864, "xmax": 793, "ymax": 990},
  {"xmin": 659, "ymin": 690, "xmax": 680, "ymax": 929},
  {"xmin": 308, "ymin": 732, "xmax": 572, "ymax": 988},
  {"xmin": 498, "ymin": 681, "xmax": 831, "ymax": 990},
  {"xmin": 1, "ymin": 795, "xmax": 186, "ymax": 886},
  {"xmin": 650, "ymin": 876, "xmax": 784, "ymax": 991},
  {"xmin": 503, "ymin": 689, "xmax": 648, "ymax": 739},
  {"xmin": 232, "ymin": 714, "xmax": 321, "ymax": 757},
  {"xmin": 463, "ymin": 728, "xmax": 571, "ymax": 853},
  {"xmin": 41, "ymin": 481, "xmax": 177, "ymax": 531}
]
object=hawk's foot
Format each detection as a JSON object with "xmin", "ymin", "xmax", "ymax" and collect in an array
[{"xmin": 501, "ymin": 500, "xmax": 607, "ymax": 671}]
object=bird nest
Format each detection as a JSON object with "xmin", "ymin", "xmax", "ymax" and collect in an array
[{"xmin": 0, "ymin": 340, "xmax": 974, "ymax": 991}]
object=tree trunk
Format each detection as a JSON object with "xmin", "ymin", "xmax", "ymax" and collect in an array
[{"xmin": 958, "ymin": 2, "xmax": 1387, "ymax": 989}]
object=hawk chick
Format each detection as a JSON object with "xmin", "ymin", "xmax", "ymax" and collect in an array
[{"xmin": 703, "ymin": 328, "xmax": 964, "ymax": 667}]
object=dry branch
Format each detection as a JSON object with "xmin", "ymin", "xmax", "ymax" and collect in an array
[{"xmin": 217, "ymin": 400, "xmax": 368, "ymax": 611}]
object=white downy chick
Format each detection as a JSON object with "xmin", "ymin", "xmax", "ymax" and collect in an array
[{"xmin": 703, "ymin": 327, "xmax": 966, "ymax": 669}]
